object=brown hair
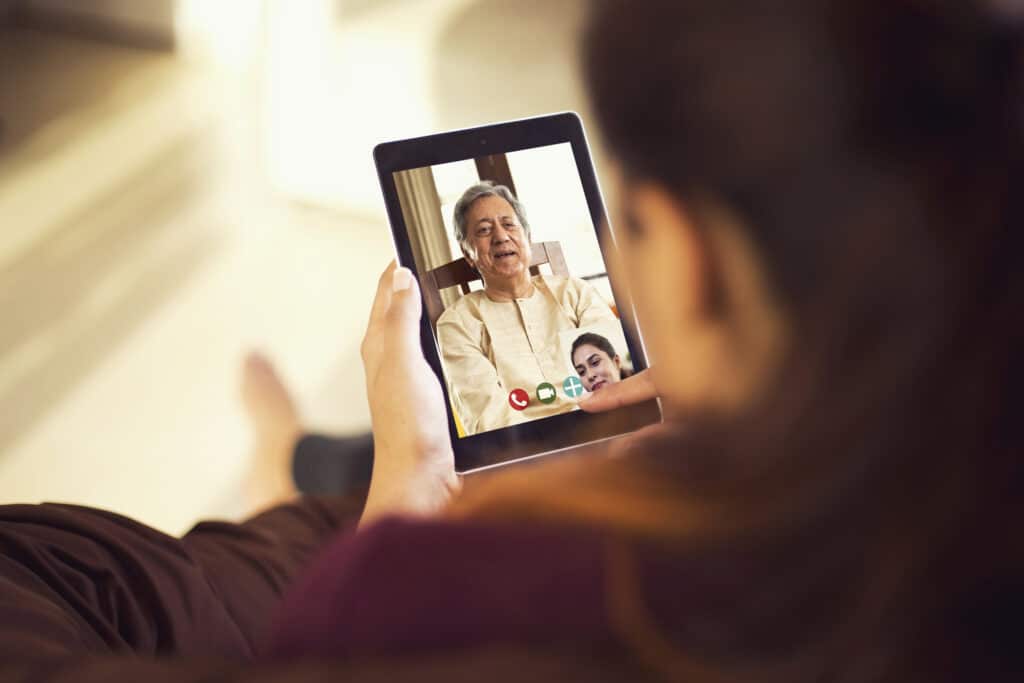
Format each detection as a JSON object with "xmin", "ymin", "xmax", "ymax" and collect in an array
[
  {"xmin": 451, "ymin": 1, "xmax": 1024, "ymax": 679},
  {"xmin": 570, "ymin": 331, "xmax": 633, "ymax": 380}
]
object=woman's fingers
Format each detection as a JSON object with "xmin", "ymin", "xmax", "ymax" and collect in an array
[
  {"xmin": 578, "ymin": 368, "xmax": 658, "ymax": 412},
  {"xmin": 364, "ymin": 263, "xmax": 426, "ymax": 367},
  {"xmin": 362, "ymin": 261, "xmax": 398, "ymax": 363},
  {"xmin": 386, "ymin": 267, "xmax": 422, "ymax": 327},
  {"xmin": 367, "ymin": 260, "xmax": 399, "ymax": 330}
]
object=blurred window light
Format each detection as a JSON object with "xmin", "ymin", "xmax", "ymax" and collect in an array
[
  {"xmin": 262, "ymin": 0, "xmax": 338, "ymax": 202},
  {"xmin": 174, "ymin": 0, "xmax": 265, "ymax": 69}
]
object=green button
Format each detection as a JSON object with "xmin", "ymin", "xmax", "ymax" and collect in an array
[{"xmin": 536, "ymin": 382, "xmax": 557, "ymax": 404}]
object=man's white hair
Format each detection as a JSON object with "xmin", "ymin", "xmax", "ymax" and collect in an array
[{"xmin": 452, "ymin": 181, "xmax": 531, "ymax": 254}]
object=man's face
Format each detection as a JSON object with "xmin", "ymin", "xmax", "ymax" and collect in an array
[{"xmin": 463, "ymin": 195, "xmax": 533, "ymax": 285}]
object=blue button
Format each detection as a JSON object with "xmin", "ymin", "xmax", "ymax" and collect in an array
[{"xmin": 563, "ymin": 375, "xmax": 584, "ymax": 398}]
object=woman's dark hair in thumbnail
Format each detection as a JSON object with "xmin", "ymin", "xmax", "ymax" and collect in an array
[{"xmin": 570, "ymin": 332, "xmax": 632, "ymax": 379}]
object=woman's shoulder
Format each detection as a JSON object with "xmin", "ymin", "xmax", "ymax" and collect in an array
[{"xmin": 269, "ymin": 515, "xmax": 611, "ymax": 659}]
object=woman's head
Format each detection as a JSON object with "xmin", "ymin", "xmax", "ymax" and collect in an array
[
  {"xmin": 451, "ymin": 2, "xmax": 1022, "ymax": 679},
  {"xmin": 575, "ymin": 0, "xmax": 1023, "ymax": 676},
  {"xmin": 584, "ymin": 0, "xmax": 1023, "ymax": 422},
  {"xmin": 571, "ymin": 332, "xmax": 627, "ymax": 392}
]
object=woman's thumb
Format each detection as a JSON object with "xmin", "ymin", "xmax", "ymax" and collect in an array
[
  {"xmin": 388, "ymin": 267, "xmax": 423, "ymax": 323},
  {"xmin": 578, "ymin": 369, "xmax": 658, "ymax": 413}
]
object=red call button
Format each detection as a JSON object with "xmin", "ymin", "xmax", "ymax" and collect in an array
[{"xmin": 508, "ymin": 388, "xmax": 530, "ymax": 411}]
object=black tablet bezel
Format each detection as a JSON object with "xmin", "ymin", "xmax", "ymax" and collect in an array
[{"xmin": 374, "ymin": 112, "xmax": 661, "ymax": 473}]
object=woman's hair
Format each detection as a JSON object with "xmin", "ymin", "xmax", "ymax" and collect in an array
[
  {"xmin": 452, "ymin": 181, "xmax": 531, "ymax": 253},
  {"xmin": 451, "ymin": 1, "xmax": 1024, "ymax": 680},
  {"xmin": 570, "ymin": 332, "xmax": 632, "ymax": 379}
]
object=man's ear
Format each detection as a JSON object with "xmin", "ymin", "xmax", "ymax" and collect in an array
[{"xmin": 460, "ymin": 245, "xmax": 477, "ymax": 270}]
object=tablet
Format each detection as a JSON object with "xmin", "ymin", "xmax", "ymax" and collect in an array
[{"xmin": 374, "ymin": 112, "xmax": 661, "ymax": 473}]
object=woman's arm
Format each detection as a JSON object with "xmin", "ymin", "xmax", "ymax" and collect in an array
[
  {"xmin": 0, "ymin": 646, "xmax": 643, "ymax": 682},
  {"xmin": 0, "ymin": 495, "xmax": 364, "ymax": 664},
  {"xmin": 359, "ymin": 264, "xmax": 460, "ymax": 526}
]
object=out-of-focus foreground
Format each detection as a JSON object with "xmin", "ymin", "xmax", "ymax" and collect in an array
[{"xmin": 0, "ymin": 0, "xmax": 595, "ymax": 533}]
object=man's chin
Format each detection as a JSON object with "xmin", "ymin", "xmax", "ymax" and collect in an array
[{"xmin": 493, "ymin": 262, "xmax": 525, "ymax": 277}]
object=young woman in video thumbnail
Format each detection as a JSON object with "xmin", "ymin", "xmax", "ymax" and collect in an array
[{"xmin": 570, "ymin": 332, "xmax": 632, "ymax": 393}]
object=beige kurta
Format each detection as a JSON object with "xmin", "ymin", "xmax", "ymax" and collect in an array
[{"xmin": 436, "ymin": 274, "xmax": 619, "ymax": 436}]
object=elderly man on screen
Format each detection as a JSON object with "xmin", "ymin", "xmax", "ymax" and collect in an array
[{"xmin": 437, "ymin": 181, "xmax": 619, "ymax": 435}]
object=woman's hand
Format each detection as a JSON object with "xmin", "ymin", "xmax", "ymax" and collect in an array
[
  {"xmin": 578, "ymin": 369, "xmax": 669, "ymax": 457},
  {"xmin": 359, "ymin": 262, "xmax": 459, "ymax": 525},
  {"xmin": 577, "ymin": 368, "xmax": 659, "ymax": 413}
]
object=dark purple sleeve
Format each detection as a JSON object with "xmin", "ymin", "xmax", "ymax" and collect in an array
[
  {"xmin": 0, "ymin": 499, "xmax": 651, "ymax": 679},
  {"xmin": 0, "ymin": 648, "xmax": 648, "ymax": 682},
  {"xmin": 268, "ymin": 517, "xmax": 613, "ymax": 659},
  {"xmin": 0, "ymin": 504, "xmax": 650, "ymax": 682},
  {"xmin": 0, "ymin": 494, "xmax": 363, "ymax": 664}
]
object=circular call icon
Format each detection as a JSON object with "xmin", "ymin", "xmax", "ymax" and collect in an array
[
  {"xmin": 563, "ymin": 375, "xmax": 585, "ymax": 398},
  {"xmin": 536, "ymin": 382, "xmax": 557, "ymax": 404},
  {"xmin": 508, "ymin": 388, "xmax": 530, "ymax": 411}
]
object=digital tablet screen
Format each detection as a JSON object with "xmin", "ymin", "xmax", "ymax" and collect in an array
[{"xmin": 375, "ymin": 113, "xmax": 660, "ymax": 471}]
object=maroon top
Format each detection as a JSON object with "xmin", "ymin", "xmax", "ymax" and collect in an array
[
  {"xmin": 7, "ymin": 492, "xmax": 993, "ymax": 680},
  {"xmin": 0, "ymin": 496, "xmax": 654, "ymax": 681},
  {"xmin": 268, "ymin": 517, "xmax": 614, "ymax": 658}
]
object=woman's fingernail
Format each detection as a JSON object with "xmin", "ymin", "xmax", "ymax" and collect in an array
[{"xmin": 392, "ymin": 267, "xmax": 413, "ymax": 292}]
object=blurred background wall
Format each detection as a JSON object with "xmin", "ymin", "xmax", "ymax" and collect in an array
[{"xmin": 0, "ymin": 0, "xmax": 603, "ymax": 533}]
